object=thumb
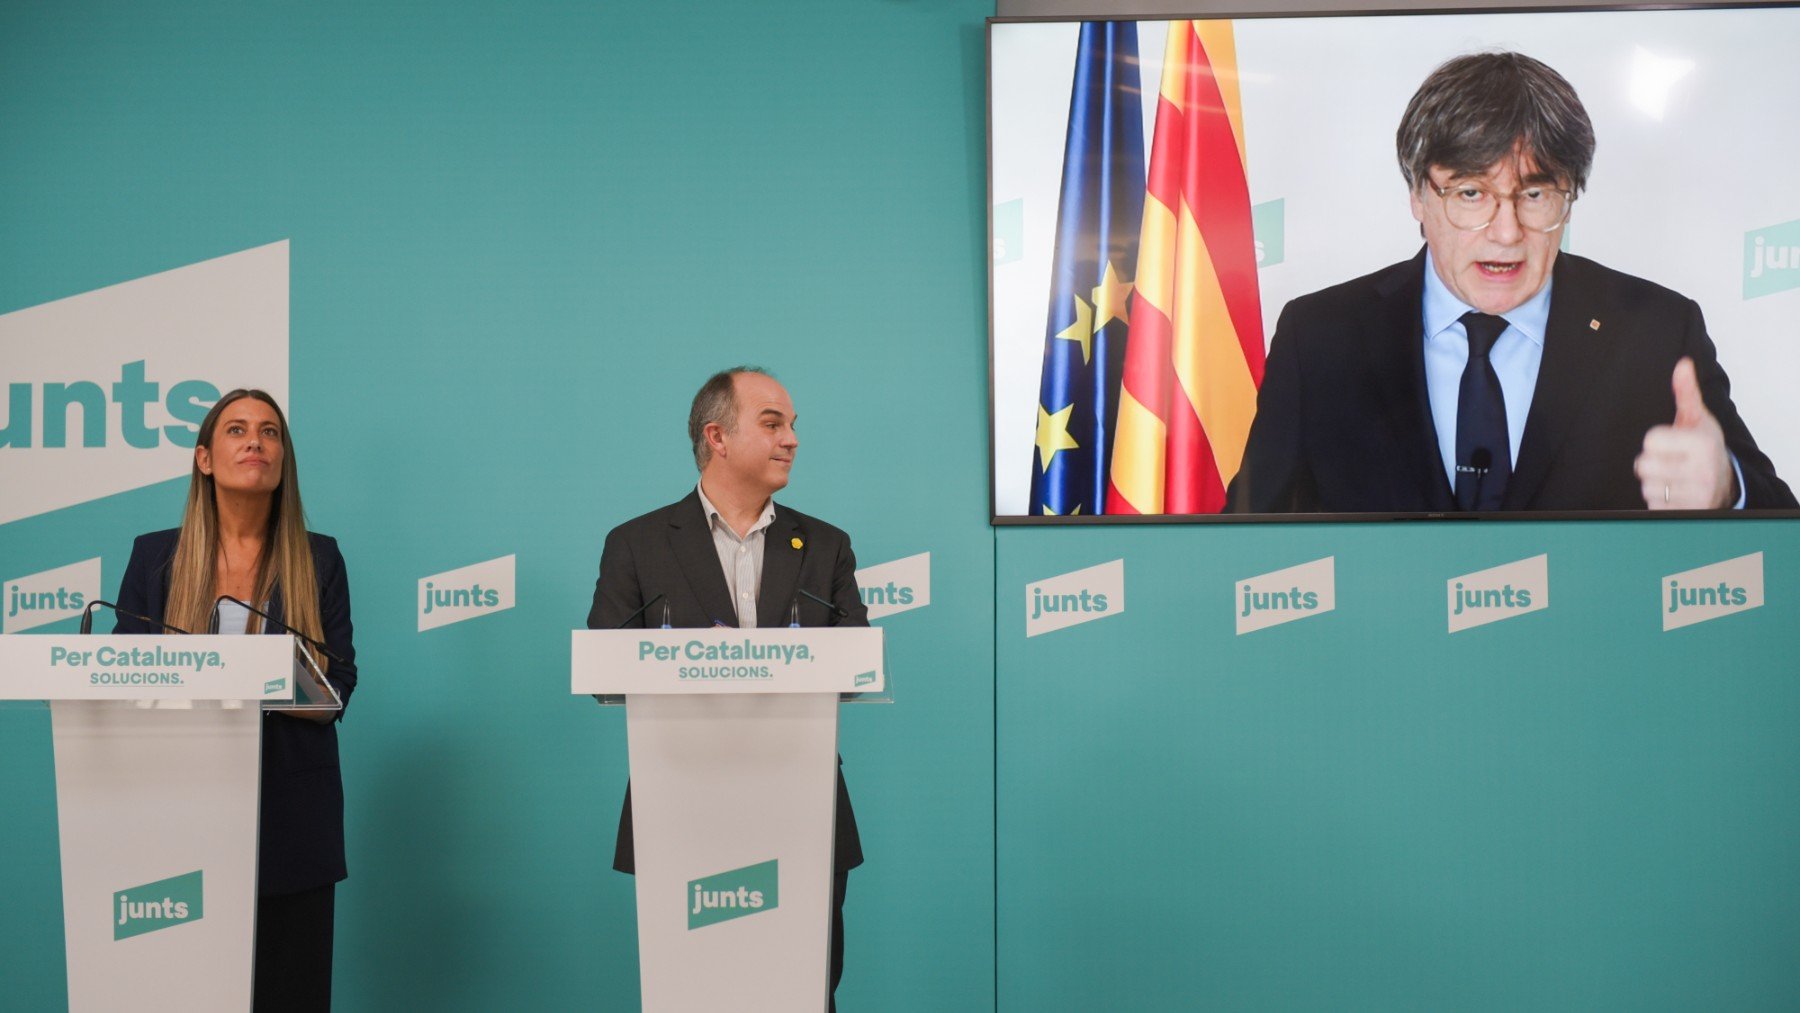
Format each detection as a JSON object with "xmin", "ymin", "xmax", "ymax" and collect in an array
[{"xmin": 1671, "ymin": 357, "xmax": 1710, "ymax": 429}]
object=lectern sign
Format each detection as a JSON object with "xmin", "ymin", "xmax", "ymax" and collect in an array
[
  {"xmin": 114, "ymin": 870, "xmax": 204, "ymax": 941},
  {"xmin": 571, "ymin": 627, "xmax": 884, "ymax": 695},
  {"xmin": 0, "ymin": 635, "xmax": 294, "ymax": 701}
]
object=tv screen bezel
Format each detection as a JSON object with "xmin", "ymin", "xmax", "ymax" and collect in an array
[{"xmin": 985, "ymin": 2, "xmax": 1800, "ymax": 526}]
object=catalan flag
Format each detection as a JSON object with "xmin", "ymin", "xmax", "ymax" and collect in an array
[
  {"xmin": 1028, "ymin": 21, "xmax": 1146, "ymax": 517},
  {"xmin": 1105, "ymin": 20, "xmax": 1265, "ymax": 514}
]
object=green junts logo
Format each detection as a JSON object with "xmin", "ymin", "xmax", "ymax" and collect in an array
[
  {"xmin": 1745, "ymin": 219, "xmax": 1800, "ymax": 299},
  {"xmin": 0, "ymin": 362, "xmax": 217, "ymax": 450},
  {"xmin": 114, "ymin": 870, "xmax": 203, "ymax": 940},
  {"xmin": 688, "ymin": 859, "xmax": 779, "ymax": 930},
  {"xmin": 1252, "ymin": 199, "xmax": 1285, "ymax": 268},
  {"xmin": 993, "ymin": 199, "xmax": 1023, "ymax": 265}
]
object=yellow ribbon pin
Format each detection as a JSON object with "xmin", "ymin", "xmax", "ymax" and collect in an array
[{"xmin": 791, "ymin": 537, "xmax": 804, "ymax": 549}]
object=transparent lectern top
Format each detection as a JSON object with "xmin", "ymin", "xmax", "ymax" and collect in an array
[{"xmin": 0, "ymin": 635, "xmax": 343, "ymax": 713}]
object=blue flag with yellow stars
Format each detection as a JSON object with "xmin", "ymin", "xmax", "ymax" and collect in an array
[{"xmin": 1029, "ymin": 21, "xmax": 1146, "ymax": 517}]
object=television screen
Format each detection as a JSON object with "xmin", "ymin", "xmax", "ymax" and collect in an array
[{"xmin": 989, "ymin": 6, "xmax": 1800, "ymax": 521}]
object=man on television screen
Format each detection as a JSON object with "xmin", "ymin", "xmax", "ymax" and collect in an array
[{"xmin": 1226, "ymin": 51, "xmax": 1795, "ymax": 514}]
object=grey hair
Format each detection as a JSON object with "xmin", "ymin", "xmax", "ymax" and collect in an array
[
  {"xmin": 1397, "ymin": 52, "xmax": 1595, "ymax": 196},
  {"xmin": 688, "ymin": 366, "xmax": 773, "ymax": 471}
]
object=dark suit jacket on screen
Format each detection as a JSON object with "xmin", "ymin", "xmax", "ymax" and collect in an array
[
  {"xmin": 1226, "ymin": 249, "xmax": 1795, "ymax": 514},
  {"xmin": 587, "ymin": 489, "xmax": 868, "ymax": 875},
  {"xmin": 113, "ymin": 528, "xmax": 359, "ymax": 896}
]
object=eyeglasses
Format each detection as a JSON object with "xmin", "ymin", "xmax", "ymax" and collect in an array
[{"xmin": 1431, "ymin": 181, "xmax": 1574, "ymax": 233}]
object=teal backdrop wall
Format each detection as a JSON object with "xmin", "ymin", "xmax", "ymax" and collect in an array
[
  {"xmin": 6, "ymin": 3, "xmax": 1800, "ymax": 1011},
  {"xmin": 997, "ymin": 522, "xmax": 1800, "ymax": 1010},
  {"xmin": 0, "ymin": 1, "xmax": 994, "ymax": 1009}
]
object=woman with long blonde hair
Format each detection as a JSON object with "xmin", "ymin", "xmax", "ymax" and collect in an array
[{"xmin": 113, "ymin": 388, "xmax": 357, "ymax": 1011}]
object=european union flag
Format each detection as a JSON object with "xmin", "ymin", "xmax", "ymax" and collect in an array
[{"xmin": 1029, "ymin": 21, "xmax": 1146, "ymax": 517}]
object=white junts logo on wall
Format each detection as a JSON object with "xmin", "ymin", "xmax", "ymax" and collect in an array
[
  {"xmin": 3, "ymin": 556, "xmax": 102, "ymax": 634},
  {"xmin": 1025, "ymin": 559, "xmax": 1123, "ymax": 637},
  {"xmin": 855, "ymin": 552, "xmax": 931, "ymax": 620},
  {"xmin": 1236, "ymin": 556, "xmax": 1335, "ymax": 635},
  {"xmin": 0, "ymin": 242, "xmax": 290, "ymax": 527},
  {"xmin": 1662, "ymin": 552, "xmax": 1763, "ymax": 631},
  {"xmin": 1448, "ymin": 554, "xmax": 1549, "ymax": 633},
  {"xmin": 418, "ymin": 554, "xmax": 516, "ymax": 632}
]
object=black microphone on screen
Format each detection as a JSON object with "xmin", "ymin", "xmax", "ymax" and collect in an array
[{"xmin": 1469, "ymin": 447, "xmax": 1492, "ymax": 510}]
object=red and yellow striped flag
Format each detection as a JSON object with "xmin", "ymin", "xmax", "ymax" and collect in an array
[{"xmin": 1105, "ymin": 20, "xmax": 1265, "ymax": 514}]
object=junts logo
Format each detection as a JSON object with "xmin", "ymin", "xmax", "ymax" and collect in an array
[
  {"xmin": 1447, "ymin": 554, "xmax": 1549, "ymax": 633},
  {"xmin": 1025, "ymin": 559, "xmax": 1125, "ymax": 638},
  {"xmin": 1252, "ymin": 198, "xmax": 1285, "ymax": 268},
  {"xmin": 855, "ymin": 552, "xmax": 931, "ymax": 621},
  {"xmin": 1662, "ymin": 552, "xmax": 1763, "ymax": 631},
  {"xmin": 0, "ymin": 242, "xmax": 289, "ymax": 527},
  {"xmin": 688, "ymin": 859, "xmax": 779, "ymax": 930},
  {"xmin": 1236, "ymin": 557, "xmax": 1335, "ymax": 635},
  {"xmin": 114, "ymin": 870, "xmax": 204, "ymax": 941},
  {"xmin": 0, "ymin": 362, "xmax": 216, "ymax": 451},
  {"xmin": 1744, "ymin": 219, "xmax": 1800, "ymax": 299},
  {"xmin": 418, "ymin": 555, "xmax": 515, "ymax": 632},
  {"xmin": 3, "ymin": 557, "xmax": 101, "ymax": 634}
]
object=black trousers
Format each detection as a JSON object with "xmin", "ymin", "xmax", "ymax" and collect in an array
[
  {"xmin": 253, "ymin": 883, "xmax": 335, "ymax": 1012},
  {"xmin": 830, "ymin": 867, "xmax": 849, "ymax": 1012}
]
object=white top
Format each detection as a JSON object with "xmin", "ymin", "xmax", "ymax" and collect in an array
[
  {"xmin": 695, "ymin": 482, "xmax": 776, "ymax": 628},
  {"xmin": 214, "ymin": 598, "xmax": 253, "ymax": 636}
]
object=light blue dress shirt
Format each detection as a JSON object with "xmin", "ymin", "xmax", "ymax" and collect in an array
[
  {"xmin": 1420, "ymin": 250, "xmax": 1550, "ymax": 490},
  {"xmin": 1420, "ymin": 252, "xmax": 1743, "ymax": 506}
]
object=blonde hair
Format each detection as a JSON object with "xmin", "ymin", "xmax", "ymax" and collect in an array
[{"xmin": 164, "ymin": 390, "xmax": 325, "ymax": 670}]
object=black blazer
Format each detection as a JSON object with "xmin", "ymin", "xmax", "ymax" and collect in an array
[
  {"xmin": 113, "ymin": 528, "xmax": 359, "ymax": 896},
  {"xmin": 587, "ymin": 490, "xmax": 868, "ymax": 875},
  {"xmin": 1227, "ymin": 249, "xmax": 1796, "ymax": 514}
]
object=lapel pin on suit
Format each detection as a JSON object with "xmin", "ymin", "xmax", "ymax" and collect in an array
[
  {"xmin": 1589, "ymin": 318, "xmax": 1602, "ymax": 331},
  {"xmin": 791, "ymin": 537, "xmax": 804, "ymax": 549}
]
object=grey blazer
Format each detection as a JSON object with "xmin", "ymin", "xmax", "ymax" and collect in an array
[{"xmin": 586, "ymin": 489, "xmax": 867, "ymax": 874}]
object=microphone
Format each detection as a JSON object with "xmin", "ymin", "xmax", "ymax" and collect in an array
[
  {"xmin": 614, "ymin": 592, "xmax": 668, "ymax": 630},
  {"xmin": 1454, "ymin": 448, "xmax": 1493, "ymax": 511},
  {"xmin": 593, "ymin": 592, "xmax": 667, "ymax": 705},
  {"xmin": 1455, "ymin": 449, "xmax": 1492, "ymax": 476},
  {"xmin": 211, "ymin": 595, "xmax": 345, "ymax": 666},
  {"xmin": 795, "ymin": 588, "xmax": 850, "ymax": 620},
  {"xmin": 1470, "ymin": 447, "xmax": 1492, "ymax": 510},
  {"xmin": 80, "ymin": 600, "xmax": 192, "ymax": 636}
]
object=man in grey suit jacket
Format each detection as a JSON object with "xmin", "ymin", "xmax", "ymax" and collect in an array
[{"xmin": 587, "ymin": 367, "xmax": 867, "ymax": 1007}]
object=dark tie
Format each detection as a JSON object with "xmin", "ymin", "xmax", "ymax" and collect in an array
[{"xmin": 1454, "ymin": 311, "xmax": 1511, "ymax": 511}]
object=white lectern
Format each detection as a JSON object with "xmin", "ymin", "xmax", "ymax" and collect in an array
[
  {"xmin": 572, "ymin": 627, "xmax": 885, "ymax": 1013},
  {"xmin": 0, "ymin": 634, "xmax": 339, "ymax": 1012}
]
